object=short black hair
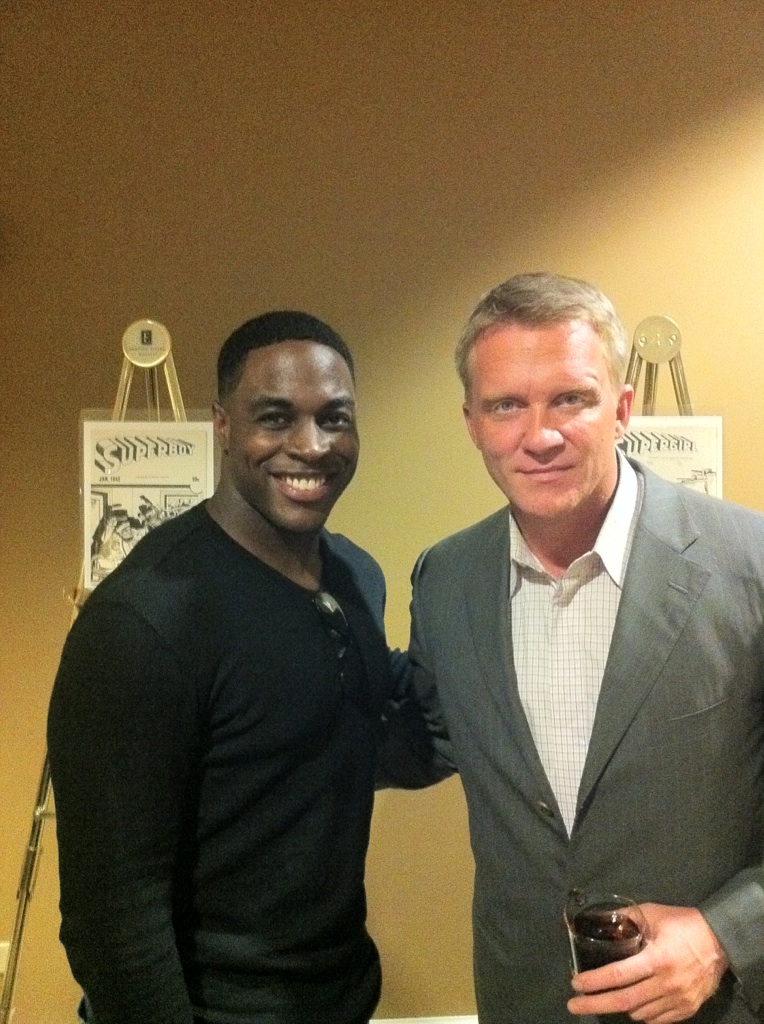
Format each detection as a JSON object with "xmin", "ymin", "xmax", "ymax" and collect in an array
[{"xmin": 217, "ymin": 311, "xmax": 355, "ymax": 398}]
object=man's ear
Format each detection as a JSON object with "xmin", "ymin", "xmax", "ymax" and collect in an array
[
  {"xmin": 212, "ymin": 400, "xmax": 231, "ymax": 454},
  {"xmin": 463, "ymin": 399, "xmax": 480, "ymax": 449},
  {"xmin": 614, "ymin": 384, "xmax": 634, "ymax": 441}
]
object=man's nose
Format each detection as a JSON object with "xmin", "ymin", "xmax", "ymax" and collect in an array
[
  {"xmin": 523, "ymin": 407, "xmax": 563, "ymax": 452},
  {"xmin": 287, "ymin": 419, "xmax": 328, "ymax": 456}
]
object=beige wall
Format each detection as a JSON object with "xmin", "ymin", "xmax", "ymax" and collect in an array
[{"xmin": 2, "ymin": 2, "xmax": 764, "ymax": 1020}]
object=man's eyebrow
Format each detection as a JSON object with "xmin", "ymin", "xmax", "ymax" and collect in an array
[
  {"xmin": 248, "ymin": 396, "xmax": 293, "ymax": 410},
  {"xmin": 323, "ymin": 396, "xmax": 356, "ymax": 408},
  {"xmin": 556, "ymin": 383, "xmax": 600, "ymax": 398},
  {"xmin": 478, "ymin": 391, "xmax": 521, "ymax": 407}
]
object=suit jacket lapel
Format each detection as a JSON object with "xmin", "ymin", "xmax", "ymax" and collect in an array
[
  {"xmin": 461, "ymin": 509, "xmax": 513, "ymax": 690},
  {"xmin": 578, "ymin": 468, "xmax": 712, "ymax": 808},
  {"xmin": 460, "ymin": 508, "xmax": 563, "ymax": 802}
]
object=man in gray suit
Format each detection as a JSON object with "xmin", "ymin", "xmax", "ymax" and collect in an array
[{"xmin": 409, "ymin": 273, "xmax": 764, "ymax": 1022}]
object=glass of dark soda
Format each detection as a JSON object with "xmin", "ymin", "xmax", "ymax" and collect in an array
[{"xmin": 564, "ymin": 890, "xmax": 646, "ymax": 973}]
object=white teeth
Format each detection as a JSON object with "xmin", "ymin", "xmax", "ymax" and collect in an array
[{"xmin": 284, "ymin": 476, "xmax": 325, "ymax": 491}]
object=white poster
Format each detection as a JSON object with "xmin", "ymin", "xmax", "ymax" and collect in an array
[
  {"xmin": 619, "ymin": 415, "xmax": 723, "ymax": 497},
  {"xmin": 83, "ymin": 420, "xmax": 215, "ymax": 589}
]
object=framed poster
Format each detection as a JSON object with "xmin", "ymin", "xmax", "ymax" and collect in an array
[
  {"xmin": 83, "ymin": 420, "xmax": 215, "ymax": 589},
  {"xmin": 618, "ymin": 415, "xmax": 723, "ymax": 497}
]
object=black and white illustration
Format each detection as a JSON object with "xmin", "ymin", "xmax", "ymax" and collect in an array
[
  {"xmin": 619, "ymin": 415, "xmax": 723, "ymax": 497},
  {"xmin": 83, "ymin": 420, "xmax": 215, "ymax": 589}
]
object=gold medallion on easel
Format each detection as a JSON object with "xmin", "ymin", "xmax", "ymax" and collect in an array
[
  {"xmin": 113, "ymin": 319, "xmax": 186, "ymax": 421},
  {"xmin": 626, "ymin": 314, "xmax": 693, "ymax": 415}
]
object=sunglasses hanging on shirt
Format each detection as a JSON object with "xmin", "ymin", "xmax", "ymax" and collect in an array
[{"xmin": 313, "ymin": 591, "xmax": 351, "ymax": 678}]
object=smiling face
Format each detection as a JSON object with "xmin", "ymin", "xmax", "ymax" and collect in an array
[
  {"xmin": 463, "ymin": 319, "xmax": 633, "ymax": 546},
  {"xmin": 213, "ymin": 339, "xmax": 359, "ymax": 545}
]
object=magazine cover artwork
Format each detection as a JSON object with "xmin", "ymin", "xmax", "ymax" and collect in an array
[
  {"xmin": 83, "ymin": 420, "xmax": 215, "ymax": 590},
  {"xmin": 619, "ymin": 415, "xmax": 723, "ymax": 497}
]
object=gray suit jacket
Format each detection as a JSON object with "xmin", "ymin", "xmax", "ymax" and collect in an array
[{"xmin": 409, "ymin": 462, "xmax": 764, "ymax": 1023}]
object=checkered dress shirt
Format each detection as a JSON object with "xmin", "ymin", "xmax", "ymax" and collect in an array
[{"xmin": 509, "ymin": 453, "xmax": 641, "ymax": 834}]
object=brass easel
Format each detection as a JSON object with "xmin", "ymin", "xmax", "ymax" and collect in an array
[
  {"xmin": 0, "ymin": 320, "xmax": 186, "ymax": 1024},
  {"xmin": 625, "ymin": 314, "xmax": 693, "ymax": 414}
]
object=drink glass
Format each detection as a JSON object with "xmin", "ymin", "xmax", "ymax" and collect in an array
[{"xmin": 564, "ymin": 889, "xmax": 647, "ymax": 973}]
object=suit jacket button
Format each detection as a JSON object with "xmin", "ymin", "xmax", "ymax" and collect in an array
[{"xmin": 536, "ymin": 800, "xmax": 555, "ymax": 819}]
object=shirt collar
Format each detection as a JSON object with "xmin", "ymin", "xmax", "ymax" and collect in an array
[
  {"xmin": 594, "ymin": 450, "xmax": 639, "ymax": 586},
  {"xmin": 509, "ymin": 450, "xmax": 640, "ymax": 588}
]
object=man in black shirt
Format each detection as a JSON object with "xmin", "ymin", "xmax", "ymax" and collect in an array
[{"xmin": 48, "ymin": 312, "xmax": 417, "ymax": 1024}]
